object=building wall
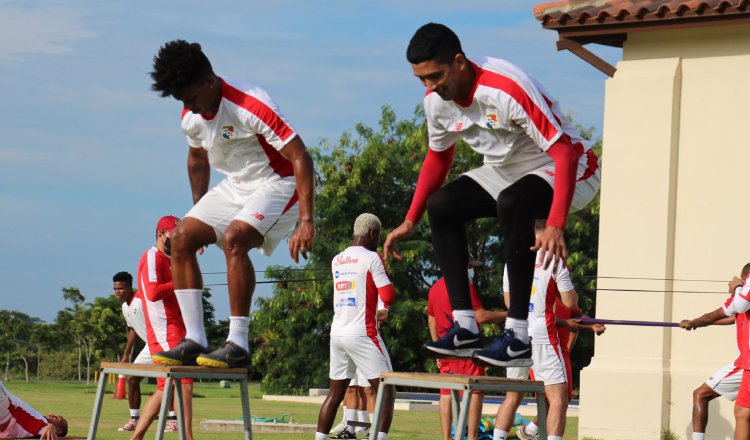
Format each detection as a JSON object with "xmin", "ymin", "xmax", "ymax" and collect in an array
[{"xmin": 579, "ymin": 24, "xmax": 750, "ymax": 440}]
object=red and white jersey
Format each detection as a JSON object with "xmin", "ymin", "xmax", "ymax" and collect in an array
[
  {"xmin": 424, "ymin": 56, "xmax": 596, "ymax": 175},
  {"xmin": 137, "ymin": 246, "xmax": 185, "ymax": 351},
  {"xmin": 503, "ymin": 265, "xmax": 537, "ymax": 336},
  {"xmin": 121, "ymin": 290, "xmax": 148, "ymax": 343},
  {"xmin": 182, "ymin": 77, "xmax": 297, "ymax": 189},
  {"xmin": 330, "ymin": 246, "xmax": 392, "ymax": 337},
  {"xmin": 722, "ymin": 293, "xmax": 750, "ymax": 369},
  {"xmin": 0, "ymin": 381, "xmax": 48, "ymax": 438}
]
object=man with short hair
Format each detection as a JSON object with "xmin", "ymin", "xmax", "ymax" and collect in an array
[
  {"xmin": 149, "ymin": 39, "xmax": 315, "ymax": 368},
  {"xmin": 0, "ymin": 380, "xmax": 67, "ymax": 439},
  {"xmin": 679, "ymin": 263, "xmax": 750, "ymax": 440},
  {"xmin": 383, "ymin": 23, "xmax": 600, "ymax": 366},
  {"xmin": 132, "ymin": 215, "xmax": 194, "ymax": 440},
  {"xmin": 315, "ymin": 213, "xmax": 396, "ymax": 440}
]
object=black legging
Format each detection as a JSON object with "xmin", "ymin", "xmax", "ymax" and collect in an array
[{"xmin": 426, "ymin": 174, "xmax": 553, "ymax": 320}]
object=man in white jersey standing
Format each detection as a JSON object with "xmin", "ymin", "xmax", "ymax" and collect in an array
[
  {"xmin": 315, "ymin": 213, "xmax": 396, "ymax": 440},
  {"xmin": 383, "ymin": 23, "xmax": 600, "ymax": 366},
  {"xmin": 149, "ymin": 40, "xmax": 315, "ymax": 368}
]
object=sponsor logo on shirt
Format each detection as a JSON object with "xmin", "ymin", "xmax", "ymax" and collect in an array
[
  {"xmin": 334, "ymin": 271, "xmax": 339, "ymax": 279},
  {"xmin": 485, "ymin": 113, "xmax": 499, "ymax": 129},
  {"xmin": 336, "ymin": 281, "xmax": 356, "ymax": 291},
  {"xmin": 221, "ymin": 125, "xmax": 236, "ymax": 140},
  {"xmin": 335, "ymin": 297, "xmax": 357, "ymax": 308},
  {"xmin": 334, "ymin": 255, "xmax": 359, "ymax": 266},
  {"xmin": 250, "ymin": 212, "xmax": 265, "ymax": 221}
]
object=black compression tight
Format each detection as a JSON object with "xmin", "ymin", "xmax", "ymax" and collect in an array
[{"xmin": 426, "ymin": 174, "xmax": 552, "ymax": 319}]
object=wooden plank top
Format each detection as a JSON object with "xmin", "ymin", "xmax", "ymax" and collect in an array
[
  {"xmin": 100, "ymin": 362, "xmax": 248, "ymax": 375},
  {"xmin": 381, "ymin": 371, "xmax": 543, "ymax": 386}
]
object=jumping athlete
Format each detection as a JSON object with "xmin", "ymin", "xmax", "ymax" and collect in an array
[
  {"xmin": 315, "ymin": 214, "xmax": 396, "ymax": 440},
  {"xmin": 149, "ymin": 40, "xmax": 315, "ymax": 368},
  {"xmin": 383, "ymin": 23, "xmax": 600, "ymax": 366},
  {"xmin": 679, "ymin": 263, "xmax": 749, "ymax": 440},
  {"xmin": 133, "ymin": 215, "xmax": 194, "ymax": 440}
]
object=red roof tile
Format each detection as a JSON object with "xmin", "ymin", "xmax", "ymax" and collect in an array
[{"xmin": 535, "ymin": 0, "xmax": 750, "ymax": 28}]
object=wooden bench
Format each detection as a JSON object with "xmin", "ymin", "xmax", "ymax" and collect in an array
[
  {"xmin": 370, "ymin": 372, "xmax": 547, "ymax": 440},
  {"xmin": 88, "ymin": 362, "xmax": 251, "ymax": 440}
]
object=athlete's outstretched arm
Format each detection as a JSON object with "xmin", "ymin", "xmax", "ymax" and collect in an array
[
  {"xmin": 680, "ymin": 308, "xmax": 728, "ymax": 330},
  {"xmin": 384, "ymin": 146, "xmax": 454, "ymax": 259},
  {"xmin": 280, "ymin": 135, "xmax": 315, "ymax": 264},
  {"xmin": 187, "ymin": 147, "xmax": 210, "ymax": 205}
]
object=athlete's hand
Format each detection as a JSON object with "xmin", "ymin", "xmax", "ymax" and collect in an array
[
  {"xmin": 119, "ymin": 353, "xmax": 130, "ymax": 363},
  {"xmin": 729, "ymin": 276, "xmax": 744, "ymax": 295},
  {"xmin": 561, "ymin": 318, "xmax": 582, "ymax": 333},
  {"xmin": 531, "ymin": 225, "xmax": 566, "ymax": 271},
  {"xmin": 592, "ymin": 324, "xmax": 606, "ymax": 335},
  {"xmin": 680, "ymin": 319, "xmax": 698, "ymax": 330},
  {"xmin": 39, "ymin": 424, "xmax": 58, "ymax": 440},
  {"xmin": 289, "ymin": 219, "xmax": 314, "ymax": 264},
  {"xmin": 383, "ymin": 220, "xmax": 415, "ymax": 260}
]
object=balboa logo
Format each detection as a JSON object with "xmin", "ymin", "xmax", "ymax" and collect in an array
[
  {"xmin": 336, "ymin": 281, "xmax": 355, "ymax": 291},
  {"xmin": 221, "ymin": 125, "xmax": 236, "ymax": 140},
  {"xmin": 485, "ymin": 113, "xmax": 499, "ymax": 129},
  {"xmin": 334, "ymin": 255, "xmax": 359, "ymax": 266}
]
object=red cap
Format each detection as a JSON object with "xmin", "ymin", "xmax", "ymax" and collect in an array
[{"xmin": 156, "ymin": 215, "xmax": 180, "ymax": 232}]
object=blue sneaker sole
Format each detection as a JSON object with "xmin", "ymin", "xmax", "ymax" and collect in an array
[{"xmin": 472, "ymin": 354, "xmax": 533, "ymax": 367}]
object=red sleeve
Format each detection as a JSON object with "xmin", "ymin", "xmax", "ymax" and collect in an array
[
  {"xmin": 405, "ymin": 146, "xmax": 455, "ymax": 222},
  {"xmin": 427, "ymin": 285, "xmax": 435, "ymax": 316},
  {"xmin": 144, "ymin": 255, "xmax": 175, "ymax": 302},
  {"xmin": 468, "ymin": 283, "xmax": 484, "ymax": 312},
  {"xmin": 377, "ymin": 284, "xmax": 395, "ymax": 307},
  {"xmin": 545, "ymin": 137, "xmax": 580, "ymax": 228}
]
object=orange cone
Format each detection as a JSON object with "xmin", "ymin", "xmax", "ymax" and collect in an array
[{"xmin": 114, "ymin": 374, "xmax": 127, "ymax": 399}]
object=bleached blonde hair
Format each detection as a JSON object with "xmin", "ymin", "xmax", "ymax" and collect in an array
[{"xmin": 353, "ymin": 213, "xmax": 381, "ymax": 237}]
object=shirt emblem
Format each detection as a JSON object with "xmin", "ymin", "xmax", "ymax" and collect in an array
[
  {"xmin": 485, "ymin": 113, "xmax": 499, "ymax": 129},
  {"xmin": 221, "ymin": 125, "xmax": 236, "ymax": 140}
]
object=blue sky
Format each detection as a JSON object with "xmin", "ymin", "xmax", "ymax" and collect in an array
[{"xmin": 0, "ymin": 0, "xmax": 619, "ymax": 323}]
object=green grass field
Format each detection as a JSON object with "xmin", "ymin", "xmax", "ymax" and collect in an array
[{"xmin": 5, "ymin": 380, "xmax": 579, "ymax": 439}]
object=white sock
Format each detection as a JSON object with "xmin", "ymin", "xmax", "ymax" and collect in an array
[
  {"xmin": 168, "ymin": 411, "xmax": 176, "ymax": 419},
  {"xmin": 493, "ymin": 429, "xmax": 509, "ymax": 440},
  {"xmin": 357, "ymin": 410, "xmax": 367, "ymax": 422},
  {"xmin": 344, "ymin": 408, "xmax": 357, "ymax": 424},
  {"xmin": 549, "ymin": 436, "xmax": 563, "ymax": 440},
  {"xmin": 339, "ymin": 405, "xmax": 348, "ymax": 424},
  {"xmin": 505, "ymin": 317, "xmax": 529, "ymax": 343},
  {"xmin": 129, "ymin": 409, "xmax": 140, "ymax": 418},
  {"xmin": 227, "ymin": 316, "xmax": 250, "ymax": 351},
  {"xmin": 525, "ymin": 421, "xmax": 538, "ymax": 435},
  {"xmin": 452, "ymin": 310, "xmax": 479, "ymax": 333},
  {"xmin": 175, "ymin": 289, "xmax": 207, "ymax": 346},
  {"xmin": 368, "ymin": 413, "xmax": 374, "ymax": 425},
  {"xmin": 315, "ymin": 433, "xmax": 329, "ymax": 440},
  {"xmin": 377, "ymin": 432, "xmax": 387, "ymax": 440},
  {"xmin": 693, "ymin": 433, "xmax": 705, "ymax": 440}
]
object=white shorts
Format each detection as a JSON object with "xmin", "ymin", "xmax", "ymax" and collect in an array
[
  {"xmin": 463, "ymin": 153, "xmax": 600, "ymax": 212},
  {"xmin": 330, "ymin": 335, "xmax": 392, "ymax": 381},
  {"xmin": 185, "ymin": 176, "xmax": 299, "ymax": 256},
  {"xmin": 706, "ymin": 363, "xmax": 743, "ymax": 401},
  {"xmin": 531, "ymin": 343, "xmax": 567, "ymax": 386},
  {"xmin": 349, "ymin": 370, "xmax": 371, "ymax": 388},
  {"xmin": 132, "ymin": 346, "xmax": 152, "ymax": 365},
  {"xmin": 506, "ymin": 366, "xmax": 530, "ymax": 380}
]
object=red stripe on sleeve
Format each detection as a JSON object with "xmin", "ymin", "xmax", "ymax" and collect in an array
[
  {"xmin": 9, "ymin": 402, "xmax": 48, "ymax": 436},
  {"xmin": 257, "ymin": 134, "xmax": 294, "ymax": 177},
  {"xmin": 545, "ymin": 137, "xmax": 579, "ymax": 228},
  {"xmin": 222, "ymin": 80, "xmax": 294, "ymax": 142},
  {"xmin": 405, "ymin": 146, "xmax": 455, "ymax": 222}
]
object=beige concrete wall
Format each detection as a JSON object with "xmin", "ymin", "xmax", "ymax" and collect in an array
[{"xmin": 580, "ymin": 24, "xmax": 750, "ymax": 440}]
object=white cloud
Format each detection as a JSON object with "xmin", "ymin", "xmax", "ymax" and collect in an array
[{"xmin": 0, "ymin": 2, "xmax": 94, "ymax": 59}]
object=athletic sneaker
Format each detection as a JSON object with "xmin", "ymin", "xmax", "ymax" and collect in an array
[
  {"xmin": 165, "ymin": 419, "xmax": 179, "ymax": 432},
  {"xmin": 355, "ymin": 426, "xmax": 370, "ymax": 438},
  {"xmin": 515, "ymin": 425, "xmax": 539, "ymax": 440},
  {"xmin": 153, "ymin": 338, "xmax": 207, "ymax": 366},
  {"xmin": 472, "ymin": 329, "xmax": 532, "ymax": 367},
  {"xmin": 422, "ymin": 322, "xmax": 483, "ymax": 358},
  {"xmin": 196, "ymin": 341, "xmax": 251, "ymax": 368},
  {"xmin": 117, "ymin": 418, "xmax": 138, "ymax": 431},
  {"xmin": 329, "ymin": 426, "xmax": 356, "ymax": 439},
  {"xmin": 329, "ymin": 422, "xmax": 348, "ymax": 436}
]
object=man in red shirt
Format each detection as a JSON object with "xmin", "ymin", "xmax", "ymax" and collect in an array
[
  {"xmin": 428, "ymin": 258, "xmax": 506, "ymax": 440},
  {"xmin": 133, "ymin": 215, "xmax": 195, "ymax": 440}
]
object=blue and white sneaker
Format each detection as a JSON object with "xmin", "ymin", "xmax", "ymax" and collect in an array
[
  {"xmin": 422, "ymin": 322, "xmax": 483, "ymax": 358},
  {"xmin": 472, "ymin": 329, "xmax": 533, "ymax": 367}
]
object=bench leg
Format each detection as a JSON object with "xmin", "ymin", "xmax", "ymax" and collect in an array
[
  {"xmin": 240, "ymin": 378, "xmax": 252, "ymax": 440},
  {"xmin": 454, "ymin": 387, "xmax": 471, "ymax": 440},
  {"xmin": 174, "ymin": 378, "xmax": 186, "ymax": 440},
  {"xmin": 370, "ymin": 381, "xmax": 390, "ymax": 436},
  {"xmin": 87, "ymin": 367, "xmax": 107, "ymax": 440},
  {"xmin": 155, "ymin": 376, "xmax": 173, "ymax": 440},
  {"xmin": 450, "ymin": 390, "xmax": 460, "ymax": 428},
  {"xmin": 536, "ymin": 387, "xmax": 547, "ymax": 440}
]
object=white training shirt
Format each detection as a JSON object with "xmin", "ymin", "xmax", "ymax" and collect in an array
[
  {"xmin": 424, "ymin": 55, "xmax": 592, "ymax": 174},
  {"xmin": 181, "ymin": 77, "xmax": 298, "ymax": 189},
  {"xmin": 503, "ymin": 255, "xmax": 574, "ymax": 345},
  {"xmin": 330, "ymin": 246, "xmax": 392, "ymax": 337},
  {"xmin": 121, "ymin": 290, "xmax": 148, "ymax": 343}
]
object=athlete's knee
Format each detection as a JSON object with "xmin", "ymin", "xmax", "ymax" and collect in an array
[
  {"xmin": 693, "ymin": 385, "xmax": 714, "ymax": 404},
  {"xmin": 170, "ymin": 224, "xmax": 199, "ymax": 255},
  {"xmin": 223, "ymin": 226, "xmax": 260, "ymax": 257},
  {"xmin": 496, "ymin": 186, "xmax": 525, "ymax": 220},
  {"xmin": 426, "ymin": 188, "xmax": 456, "ymax": 221}
]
